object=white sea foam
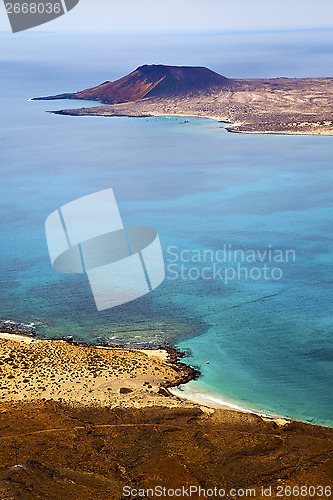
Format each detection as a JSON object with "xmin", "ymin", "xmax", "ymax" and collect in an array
[
  {"xmin": 169, "ymin": 387, "xmax": 272, "ymax": 417},
  {"xmin": 195, "ymin": 393, "xmax": 271, "ymax": 417}
]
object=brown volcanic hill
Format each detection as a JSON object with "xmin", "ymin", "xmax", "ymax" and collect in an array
[
  {"xmin": 1, "ymin": 401, "xmax": 333, "ymax": 500},
  {"xmin": 34, "ymin": 64, "xmax": 235, "ymax": 104}
]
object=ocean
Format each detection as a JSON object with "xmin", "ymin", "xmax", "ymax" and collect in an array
[{"xmin": 0, "ymin": 29, "xmax": 332, "ymax": 426}]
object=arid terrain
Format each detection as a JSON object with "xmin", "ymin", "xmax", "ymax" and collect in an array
[
  {"xmin": 0, "ymin": 335, "xmax": 193, "ymax": 408},
  {"xmin": 0, "ymin": 334, "xmax": 332, "ymax": 499},
  {"xmin": 34, "ymin": 65, "xmax": 333, "ymax": 135}
]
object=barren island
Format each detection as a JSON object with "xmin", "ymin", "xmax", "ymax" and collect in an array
[{"xmin": 34, "ymin": 64, "xmax": 333, "ymax": 135}]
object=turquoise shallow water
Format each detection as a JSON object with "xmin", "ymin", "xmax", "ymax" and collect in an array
[{"xmin": 0, "ymin": 32, "xmax": 332, "ymax": 426}]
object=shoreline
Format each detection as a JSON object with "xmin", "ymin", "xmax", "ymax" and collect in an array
[
  {"xmin": 1, "ymin": 330, "xmax": 330, "ymax": 429},
  {"xmin": 168, "ymin": 387, "xmax": 292, "ymax": 427},
  {"xmin": 48, "ymin": 107, "xmax": 333, "ymax": 136}
]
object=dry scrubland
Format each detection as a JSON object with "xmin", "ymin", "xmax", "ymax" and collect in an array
[
  {"xmin": 0, "ymin": 335, "xmax": 332, "ymax": 499},
  {"xmin": 0, "ymin": 337, "xmax": 191, "ymax": 408}
]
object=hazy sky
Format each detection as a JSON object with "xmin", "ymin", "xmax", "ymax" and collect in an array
[{"xmin": 1, "ymin": 0, "xmax": 333, "ymax": 33}]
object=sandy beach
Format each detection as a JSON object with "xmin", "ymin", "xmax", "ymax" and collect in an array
[{"xmin": 0, "ymin": 332, "xmax": 35, "ymax": 343}]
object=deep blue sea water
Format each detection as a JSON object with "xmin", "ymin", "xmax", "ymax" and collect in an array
[{"xmin": 0, "ymin": 30, "xmax": 332, "ymax": 426}]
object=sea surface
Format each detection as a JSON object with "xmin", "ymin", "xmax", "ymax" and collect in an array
[{"xmin": 0, "ymin": 30, "xmax": 332, "ymax": 426}]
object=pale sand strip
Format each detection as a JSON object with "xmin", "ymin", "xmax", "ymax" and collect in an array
[
  {"xmin": 0, "ymin": 332, "xmax": 36, "ymax": 343},
  {"xmin": 169, "ymin": 387, "xmax": 289, "ymax": 425},
  {"xmin": 169, "ymin": 387, "xmax": 254, "ymax": 411},
  {"xmin": 79, "ymin": 346, "xmax": 169, "ymax": 361},
  {"xmin": 137, "ymin": 349, "xmax": 169, "ymax": 361}
]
